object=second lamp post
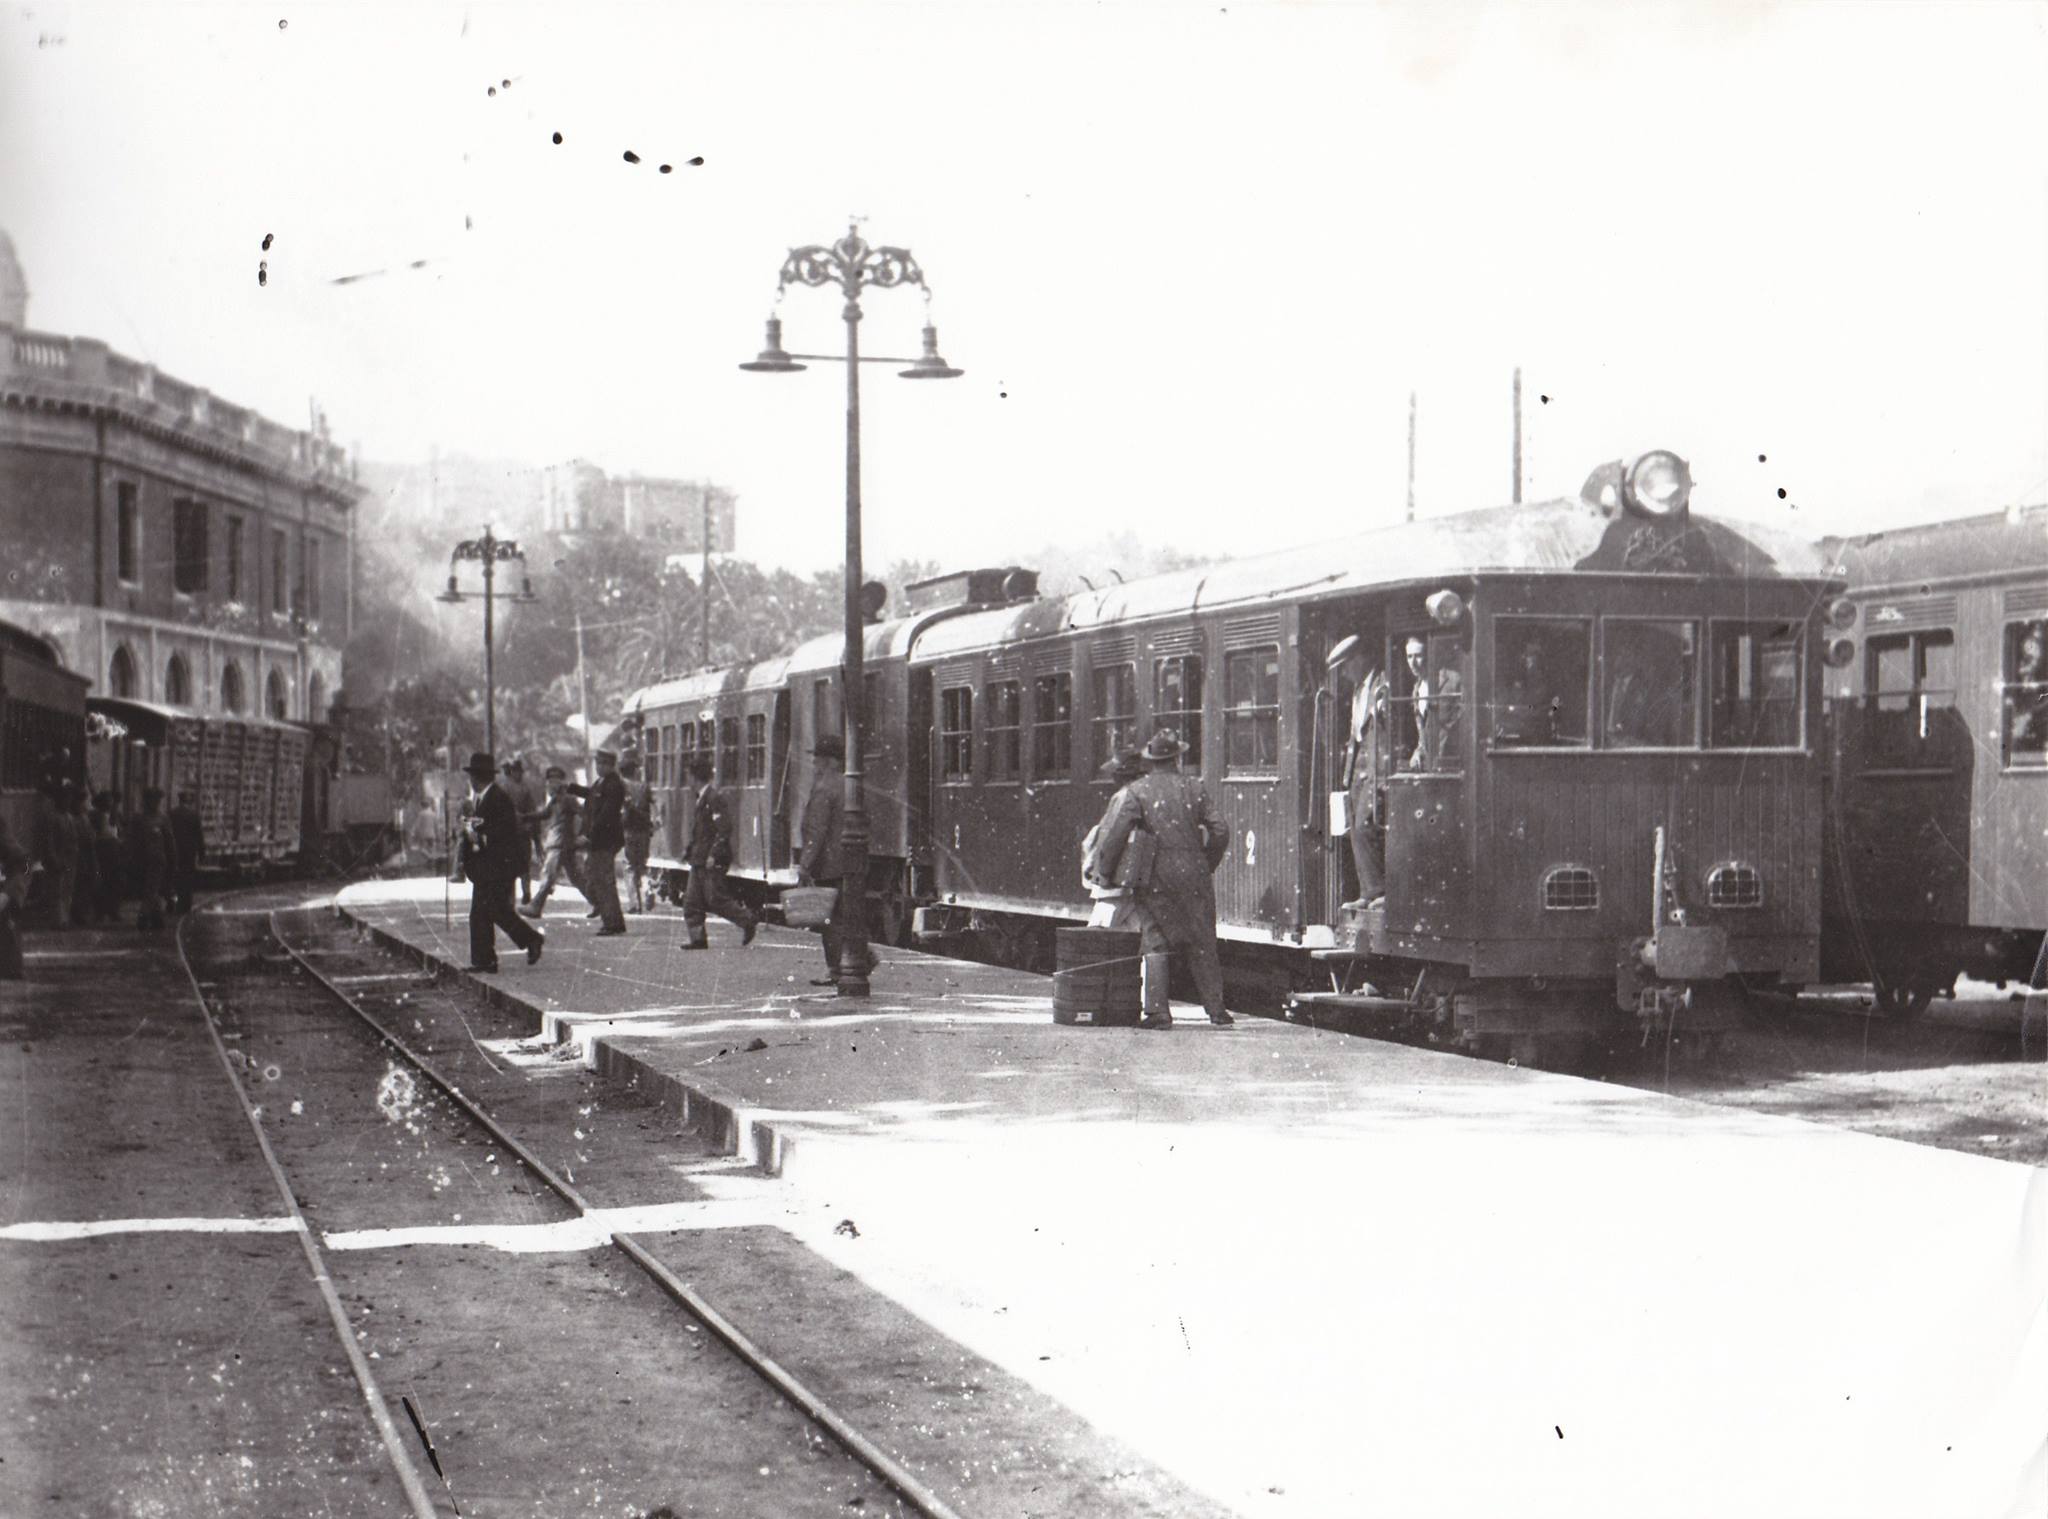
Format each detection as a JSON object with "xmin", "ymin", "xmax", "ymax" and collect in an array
[
  {"xmin": 437, "ymin": 527, "xmax": 537, "ymax": 760},
  {"xmin": 741, "ymin": 224, "xmax": 963, "ymax": 998}
]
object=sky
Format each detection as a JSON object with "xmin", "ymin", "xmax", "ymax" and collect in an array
[{"xmin": 4, "ymin": 0, "xmax": 2046, "ymax": 575}]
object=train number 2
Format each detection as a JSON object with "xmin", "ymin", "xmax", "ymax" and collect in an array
[{"xmin": 1245, "ymin": 830, "xmax": 1256, "ymax": 867}]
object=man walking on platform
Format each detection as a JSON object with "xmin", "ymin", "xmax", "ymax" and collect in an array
[
  {"xmin": 519, "ymin": 765, "xmax": 583, "ymax": 918},
  {"xmin": 168, "ymin": 791, "xmax": 204, "ymax": 916},
  {"xmin": 459, "ymin": 751, "xmax": 543, "ymax": 972},
  {"xmin": 620, "ymin": 753, "xmax": 656, "ymax": 913},
  {"xmin": 567, "ymin": 748, "xmax": 628, "ymax": 936},
  {"xmin": 796, "ymin": 734, "xmax": 874, "ymax": 987},
  {"xmin": 500, "ymin": 758, "xmax": 540, "ymax": 906},
  {"xmin": 131, "ymin": 789, "xmax": 175, "ymax": 933},
  {"xmin": 1085, "ymin": 728, "xmax": 1232, "ymax": 1029},
  {"xmin": 681, "ymin": 755, "xmax": 756, "ymax": 949}
]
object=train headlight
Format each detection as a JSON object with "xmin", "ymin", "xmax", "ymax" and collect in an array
[
  {"xmin": 1425, "ymin": 589, "xmax": 1465, "ymax": 626},
  {"xmin": 1826, "ymin": 596, "xmax": 1858, "ymax": 630},
  {"xmin": 1824, "ymin": 636, "xmax": 1856, "ymax": 668},
  {"xmin": 1622, "ymin": 450, "xmax": 1693, "ymax": 520}
]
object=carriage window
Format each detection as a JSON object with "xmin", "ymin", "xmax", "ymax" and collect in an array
[
  {"xmin": 1491, "ymin": 618, "xmax": 1591, "ymax": 748},
  {"xmin": 1709, "ymin": 621, "xmax": 1803, "ymax": 748},
  {"xmin": 1032, "ymin": 671, "xmax": 1073, "ymax": 778},
  {"xmin": 1224, "ymin": 646, "xmax": 1281, "ymax": 773},
  {"xmin": 718, "ymin": 717, "xmax": 740, "ymax": 782},
  {"xmin": 745, "ymin": 714, "xmax": 767, "ymax": 785},
  {"xmin": 1154, "ymin": 655, "xmax": 1204, "ymax": 768},
  {"xmin": 1411, "ymin": 636, "xmax": 1467, "ymax": 773},
  {"xmin": 940, "ymin": 686, "xmax": 974, "ymax": 784},
  {"xmin": 667, "ymin": 726, "xmax": 681, "ymax": 783},
  {"xmin": 1602, "ymin": 620, "xmax": 1699, "ymax": 747},
  {"xmin": 813, "ymin": 677, "xmax": 840, "ymax": 749},
  {"xmin": 985, "ymin": 679, "xmax": 1022, "ymax": 780},
  {"xmin": 2004, "ymin": 620, "xmax": 2048, "ymax": 767},
  {"xmin": 1090, "ymin": 663, "xmax": 1138, "ymax": 769},
  {"xmin": 645, "ymin": 724, "xmax": 662, "ymax": 785}
]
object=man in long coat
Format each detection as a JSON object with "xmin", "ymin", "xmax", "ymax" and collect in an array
[
  {"xmin": 519, "ymin": 765, "xmax": 583, "ymax": 917},
  {"xmin": 567, "ymin": 749, "xmax": 628, "ymax": 935},
  {"xmin": 131, "ymin": 788, "xmax": 175, "ymax": 933},
  {"xmin": 459, "ymin": 751, "xmax": 544, "ymax": 972},
  {"xmin": 1085, "ymin": 728, "xmax": 1232, "ymax": 1029},
  {"xmin": 1329, "ymin": 635, "xmax": 1387, "ymax": 908},
  {"xmin": 681, "ymin": 755, "xmax": 756, "ymax": 948},
  {"xmin": 796, "ymin": 734, "xmax": 874, "ymax": 987},
  {"xmin": 500, "ymin": 758, "xmax": 541, "ymax": 906}
]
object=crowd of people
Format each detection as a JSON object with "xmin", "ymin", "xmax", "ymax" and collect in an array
[{"xmin": 0, "ymin": 759, "xmax": 206, "ymax": 979}]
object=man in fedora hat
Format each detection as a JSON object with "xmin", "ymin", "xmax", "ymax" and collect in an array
[
  {"xmin": 459, "ymin": 751, "xmax": 544, "ymax": 972},
  {"xmin": 795, "ymin": 733, "xmax": 876, "ymax": 987},
  {"xmin": 566, "ymin": 749, "xmax": 628, "ymax": 935},
  {"xmin": 1081, "ymin": 747, "xmax": 1148, "ymax": 931},
  {"xmin": 1328, "ymin": 634, "xmax": 1387, "ymax": 909},
  {"xmin": 1085, "ymin": 728, "xmax": 1231, "ymax": 1028}
]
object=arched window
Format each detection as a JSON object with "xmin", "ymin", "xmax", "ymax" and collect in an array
[
  {"xmin": 308, "ymin": 672, "xmax": 327, "ymax": 724},
  {"xmin": 267, "ymin": 668, "xmax": 288, "ymax": 720},
  {"xmin": 109, "ymin": 644, "xmax": 137, "ymax": 698},
  {"xmin": 220, "ymin": 661, "xmax": 246, "ymax": 714},
  {"xmin": 164, "ymin": 653, "xmax": 192, "ymax": 706}
]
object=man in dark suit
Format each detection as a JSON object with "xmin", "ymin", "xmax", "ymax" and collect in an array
[
  {"xmin": 681, "ymin": 755, "xmax": 756, "ymax": 949},
  {"xmin": 566, "ymin": 748, "xmax": 628, "ymax": 935},
  {"xmin": 795, "ymin": 734, "xmax": 875, "ymax": 988},
  {"xmin": 459, "ymin": 751, "xmax": 544, "ymax": 972},
  {"xmin": 167, "ymin": 791, "xmax": 205, "ymax": 915}
]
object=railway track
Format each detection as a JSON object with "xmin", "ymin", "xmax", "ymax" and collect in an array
[{"xmin": 175, "ymin": 890, "xmax": 958, "ymax": 1518}]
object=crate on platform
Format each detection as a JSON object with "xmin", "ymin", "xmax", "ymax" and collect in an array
[
  {"xmin": 1052, "ymin": 927, "xmax": 1142, "ymax": 1026},
  {"xmin": 780, "ymin": 885, "xmax": 838, "ymax": 928}
]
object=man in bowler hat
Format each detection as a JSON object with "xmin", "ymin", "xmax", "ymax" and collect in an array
[{"xmin": 460, "ymin": 751, "xmax": 544, "ymax": 972}]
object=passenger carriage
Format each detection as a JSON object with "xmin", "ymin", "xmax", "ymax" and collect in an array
[
  {"xmin": 1819, "ymin": 506, "xmax": 2048, "ymax": 1014},
  {"xmin": 86, "ymin": 697, "xmax": 308, "ymax": 868},
  {"xmin": 0, "ymin": 619, "xmax": 89, "ymax": 845}
]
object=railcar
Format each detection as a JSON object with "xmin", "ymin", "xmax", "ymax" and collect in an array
[
  {"xmin": 1819, "ymin": 506, "xmax": 2048, "ymax": 1014},
  {"xmin": 87, "ymin": 697, "xmax": 309, "ymax": 868},
  {"xmin": 0, "ymin": 618, "xmax": 89, "ymax": 845}
]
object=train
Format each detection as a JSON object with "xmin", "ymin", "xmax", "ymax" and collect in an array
[
  {"xmin": 622, "ymin": 450, "xmax": 1851, "ymax": 1056},
  {"xmin": 0, "ymin": 619, "xmax": 91, "ymax": 846},
  {"xmin": 1819, "ymin": 505, "xmax": 2048, "ymax": 1014}
]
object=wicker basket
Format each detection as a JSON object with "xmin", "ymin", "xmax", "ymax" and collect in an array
[{"xmin": 780, "ymin": 885, "xmax": 839, "ymax": 928}]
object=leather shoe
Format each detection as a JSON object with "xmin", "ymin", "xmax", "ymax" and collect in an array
[
  {"xmin": 1139, "ymin": 1013, "xmax": 1173, "ymax": 1030},
  {"xmin": 681, "ymin": 940, "xmax": 709, "ymax": 951},
  {"xmin": 527, "ymin": 932, "xmax": 544, "ymax": 966},
  {"xmin": 517, "ymin": 904, "xmax": 543, "ymax": 920},
  {"xmin": 809, "ymin": 976, "xmax": 838, "ymax": 987},
  {"xmin": 740, "ymin": 920, "xmax": 757, "ymax": 947},
  {"xmin": 595, "ymin": 928, "xmax": 626, "ymax": 938},
  {"xmin": 1208, "ymin": 1011, "xmax": 1235, "ymax": 1027},
  {"xmin": 469, "ymin": 962, "xmax": 499, "ymax": 974}
]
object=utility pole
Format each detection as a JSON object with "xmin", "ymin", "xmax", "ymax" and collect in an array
[
  {"xmin": 701, "ymin": 485, "xmax": 711, "ymax": 667},
  {"xmin": 1405, "ymin": 390, "xmax": 1417, "ymax": 523},
  {"xmin": 1511, "ymin": 366, "xmax": 1524, "ymax": 504},
  {"xmin": 575, "ymin": 605, "xmax": 593, "ymax": 777}
]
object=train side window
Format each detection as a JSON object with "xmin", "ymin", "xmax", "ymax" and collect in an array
[
  {"xmin": 939, "ymin": 686, "xmax": 974, "ymax": 784},
  {"xmin": 745, "ymin": 714, "xmax": 767, "ymax": 785},
  {"xmin": 2004, "ymin": 620, "xmax": 2048, "ymax": 767},
  {"xmin": 1089, "ymin": 663, "xmax": 1138, "ymax": 770},
  {"xmin": 645, "ymin": 724, "xmax": 662, "ymax": 786},
  {"xmin": 1602, "ymin": 619, "xmax": 1699, "ymax": 748},
  {"xmin": 1223, "ymin": 645, "xmax": 1280, "ymax": 774},
  {"xmin": 813, "ymin": 678, "xmax": 840, "ymax": 747},
  {"xmin": 1031, "ymin": 671, "xmax": 1073, "ymax": 779},
  {"xmin": 1154, "ymin": 654, "xmax": 1204, "ymax": 768},
  {"xmin": 985, "ymin": 679, "xmax": 1023, "ymax": 781},
  {"xmin": 1708, "ymin": 621, "xmax": 1803, "ymax": 748},
  {"xmin": 1418, "ymin": 635, "xmax": 1467, "ymax": 772},
  {"xmin": 1491, "ymin": 618, "xmax": 1591, "ymax": 748},
  {"xmin": 1864, "ymin": 629, "xmax": 1955, "ymax": 762},
  {"xmin": 666, "ymin": 726, "xmax": 681, "ymax": 784},
  {"xmin": 718, "ymin": 718, "xmax": 740, "ymax": 784}
]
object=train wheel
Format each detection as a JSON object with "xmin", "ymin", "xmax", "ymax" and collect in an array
[{"xmin": 1873, "ymin": 979, "xmax": 1934, "ymax": 1019}]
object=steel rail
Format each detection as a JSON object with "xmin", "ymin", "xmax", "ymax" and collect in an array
[
  {"xmin": 267, "ymin": 906, "xmax": 970, "ymax": 1519},
  {"xmin": 171, "ymin": 902, "xmax": 450, "ymax": 1519}
]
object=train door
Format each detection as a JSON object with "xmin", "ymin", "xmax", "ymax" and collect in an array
[
  {"xmin": 1212, "ymin": 608, "xmax": 1298, "ymax": 935},
  {"xmin": 1298, "ymin": 600, "xmax": 1389, "ymax": 931},
  {"xmin": 768, "ymin": 690, "xmax": 792, "ymax": 871},
  {"xmin": 905, "ymin": 666, "xmax": 934, "ymax": 884},
  {"xmin": 1380, "ymin": 625, "xmax": 1470, "ymax": 946}
]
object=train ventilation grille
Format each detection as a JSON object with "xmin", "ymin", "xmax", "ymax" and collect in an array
[
  {"xmin": 1541, "ymin": 866, "xmax": 1599, "ymax": 911},
  {"xmin": 1707, "ymin": 863, "xmax": 1763, "ymax": 908}
]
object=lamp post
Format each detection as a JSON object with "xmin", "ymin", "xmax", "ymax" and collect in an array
[
  {"xmin": 740, "ymin": 223, "xmax": 963, "ymax": 998},
  {"xmin": 436, "ymin": 527, "xmax": 538, "ymax": 758}
]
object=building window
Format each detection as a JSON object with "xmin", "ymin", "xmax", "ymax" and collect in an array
[
  {"xmin": 1223, "ymin": 646, "xmax": 1280, "ymax": 773},
  {"xmin": 165, "ymin": 653, "xmax": 192, "ymax": 705},
  {"xmin": 1493, "ymin": 618, "xmax": 1593, "ymax": 748},
  {"xmin": 172, "ymin": 499, "xmax": 209, "ymax": 594},
  {"xmin": 267, "ymin": 668, "xmax": 288, "ymax": 719},
  {"xmin": 1709, "ymin": 621, "xmax": 1803, "ymax": 749},
  {"xmin": 1153, "ymin": 654, "xmax": 1203, "ymax": 768},
  {"xmin": 745, "ymin": 713, "xmax": 767, "ymax": 785},
  {"xmin": 2003, "ymin": 619, "xmax": 2048, "ymax": 767},
  {"xmin": 116, "ymin": 483, "xmax": 140, "ymax": 585},
  {"xmin": 1031, "ymin": 671, "xmax": 1072, "ymax": 778},
  {"xmin": 985, "ymin": 679, "xmax": 1023, "ymax": 781},
  {"xmin": 272, "ymin": 529, "xmax": 289, "ymax": 613},
  {"xmin": 308, "ymin": 672, "xmax": 326, "ymax": 723},
  {"xmin": 108, "ymin": 644, "xmax": 138, "ymax": 698},
  {"xmin": 719, "ymin": 716, "xmax": 740, "ymax": 783},
  {"xmin": 305, "ymin": 537, "xmax": 321, "ymax": 620},
  {"xmin": 226, "ymin": 515, "xmax": 245, "ymax": 601},
  {"xmin": 220, "ymin": 662, "xmax": 245, "ymax": 714},
  {"xmin": 940, "ymin": 686, "xmax": 974, "ymax": 784},
  {"xmin": 1089, "ymin": 663, "xmax": 1138, "ymax": 770}
]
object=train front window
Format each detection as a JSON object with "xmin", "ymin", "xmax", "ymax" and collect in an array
[
  {"xmin": 1490, "ymin": 618, "xmax": 1591, "ymax": 748},
  {"xmin": 2003, "ymin": 619, "xmax": 2048, "ymax": 768},
  {"xmin": 985, "ymin": 679, "xmax": 1022, "ymax": 780},
  {"xmin": 1709, "ymin": 621, "xmax": 1803, "ymax": 748},
  {"xmin": 1602, "ymin": 620, "xmax": 1699, "ymax": 747}
]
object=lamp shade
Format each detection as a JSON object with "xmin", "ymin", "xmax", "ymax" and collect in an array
[
  {"xmin": 739, "ymin": 316, "xmax": 807, "ymax": 373},
  {"xmin": 899, "ymin": 323, "xmax": 963, "ymax": 380}
]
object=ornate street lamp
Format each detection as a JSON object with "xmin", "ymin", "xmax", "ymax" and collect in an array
[
  {"xmin": 436, "ymin": 527, "xmax": 539, "ymax": 758},
  {"xmin": 741, "ymin": 223, "xmax": 963, "ymax": 998}
]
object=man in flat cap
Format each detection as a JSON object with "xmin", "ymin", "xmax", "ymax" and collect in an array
[
  {"xmin": 1329, "ymin": 634, "xmax": 1387, "ymax": 909},
  {"xmin": 459, "ymin": 751, "xmax": 544, "ymax": 972},
  {"xmin": 566, "ymin": 749, "xmax": 628, "ymax": 935},
  {"xmin": 681, "ymin": 754, "xmax": 756, "ymax": 948}
]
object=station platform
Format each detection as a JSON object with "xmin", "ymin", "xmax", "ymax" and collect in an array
[{"xmin": 334, "ymin": 877, "xmax": 2046, "ymax": 1519}]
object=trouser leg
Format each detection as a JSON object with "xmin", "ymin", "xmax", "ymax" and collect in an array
[
  {"xmin": 1348, "ymin": 777, "xmax": 1383, "ymax": 901},
  {"xmin": 489, "ymin": 879, "xmax": 540, "ymax": 953},
  {"xmin": 56, "ymin": 866, "xmax": 75, "ymax": 927},
  {"xmin": 0, "ymin": 914, "xmax": 22, "ymax": 978},
  {"xmin": 683, "ymin": 867, "xmax": 709, "ymax": 944},
  {"xmin": 586, "ymin": 849, "xmax": 625, "ymax": 930},
  {"xmin": 1141, "ymin": 951, "xmax": 1173, "ymax": 1019},
  {"xmin": 1186, "ymin": 934, "xmax": 1228, "ymax": 1020},
  {"xmin": 469, "ymin": 885, "xmax": 497, "ymax": 967}
]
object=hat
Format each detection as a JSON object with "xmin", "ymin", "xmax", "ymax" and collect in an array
[
  {"xmin": 1140, "ymin": 728, "xmax": 1185, "ymax": 762},
  {"xmin": 463, "ymin": 750, "xmax": 496, "ymax": 778},
  {"xmin": 543, "ymin": 764, "xmax": 566, "ymax": 780},
  {"xmin": 1326, "ymin": 634, "xmax": 1363, "ymax": 670},
  {"xmin": 1097, "ymin": 748, "xmax": 1144, "ymax": 783},
  {"xmin": 813, "ymin": 733, "xmax": 846, "ymax": 762},
  {"xmin": 594, "ymin": 748, "xmax": 618, "ymax": 765}
]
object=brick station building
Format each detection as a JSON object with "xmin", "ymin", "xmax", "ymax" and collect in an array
[{"xmin": 0, "ymin": 229, "xmax": 356, "ymax": 721}]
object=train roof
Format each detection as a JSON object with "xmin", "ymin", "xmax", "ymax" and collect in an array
[
  {"xmin": 623, "ymin": 653, "xmax": 793, "ymax": 715},
  {"xmin": 0, "ymin": 618, "xmax": 64, "ymax": 665},
  {"xmin": 86, "ymin": 696, "xmax": 300, "ymax": 733},
  {"xmin": 913, "ymin": 495, "xmax": 1836, "ymax": 662},
  {"xmin": 1822, "ymin": 503, "xmax": 2048, "ymax": 591}
]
